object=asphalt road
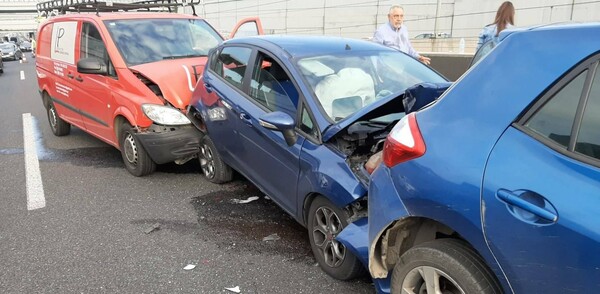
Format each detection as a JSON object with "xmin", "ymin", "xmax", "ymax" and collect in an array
[{"xmin": 0, "ymin": 57, "xmax": 374, "ymax": 293}]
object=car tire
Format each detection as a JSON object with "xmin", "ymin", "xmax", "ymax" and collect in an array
[
  {"xmin": 119, "ymin": 122, "xmax": 156, "ymax": 177},
  {"xmin": 199, "ymin": 135, "xmax": 233, "ymax": 184},
  {"xmin": 307, "ymin": 196, "xmax": 366, "ymax": 280},
  {"xmin": 391, "ymin": 239, "xmax": 502, "ymax": 294},
  {"xmin": 47, "ymin": 100, "xmax": 71, "ymax": 136}
]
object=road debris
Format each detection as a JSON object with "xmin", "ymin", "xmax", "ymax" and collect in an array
[
  {"xmin": 262, "ymin": 233, "xmax": 281, "ymax": 242},
  {"xmin": 225, "ymin": 286, "xmax": 241, "ymax": 293},
  {"xmin": 144, "ymin": 222, "xmax": 161, "ymax": 234},
  {"xmin": 231, "ymin": 196, "xmax": 259, "ymax": 204},
  {"xmin": 183, "ymin": 264, "xmax": 196, "ymax": 270}
]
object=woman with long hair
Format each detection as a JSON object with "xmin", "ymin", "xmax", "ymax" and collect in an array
[{"xmin": 476, "ymin": 1, "xmax": 515, "ymax": 50}]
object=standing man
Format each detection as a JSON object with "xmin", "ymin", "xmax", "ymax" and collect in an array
[{"xmin": 373, "ymin": 5, "xmax": 431, "ymax": 65}]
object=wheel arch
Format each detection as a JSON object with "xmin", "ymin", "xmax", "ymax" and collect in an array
[
  {"xmin": 187, "ymin": 105, "xmax": 208, "ymax": 133},
  {"xmin": 370, "ymin": 216, "xmax": 478, "ymax": 279},
  {"xmin": 114, "ymin": 115, "xmax": 132, "ymax": 147},
  {"xmin": 41, "ymin": 90, "xmax": 52, "ymax": 109},
  {"xmin": 301, "ymin": 192, "xmax": 320, "ymax": 226}
]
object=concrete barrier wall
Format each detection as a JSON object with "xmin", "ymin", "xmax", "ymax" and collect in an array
[{"xmin": 424, "ymin": 52, "xmax": 474, "ymax": 82}]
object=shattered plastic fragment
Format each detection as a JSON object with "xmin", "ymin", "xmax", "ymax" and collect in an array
[
  {"xmin": 231, "ymin": 196, "xmax": 259, "ymax": 204},
  {"xmin": 225, "ymin": 286, "xmax": 241, "ymax": 293},
  {"xmin": 183, "ymin": 264, "xmax": 196, "ymax": 270},
  {"xmin": 262, "ymin": 233, "xmax": 281, "ymax": 241},
  {"xmin": 144, "ymin": 222, "xmax": 161, "ymax": 234}
]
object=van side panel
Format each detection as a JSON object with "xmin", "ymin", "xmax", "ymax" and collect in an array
[{"xmin": 37, "ymin": 20, "xmax": 85, "ymax": 129}]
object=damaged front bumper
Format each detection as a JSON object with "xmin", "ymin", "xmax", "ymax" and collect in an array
[{"xmin": 134, "ymin": 124, "xmax": 203, "ymax": 165}]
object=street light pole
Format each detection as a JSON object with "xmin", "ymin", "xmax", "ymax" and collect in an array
[{"xmin": 434, "ymin": 0, "xmax": 442, "ymax": 37}]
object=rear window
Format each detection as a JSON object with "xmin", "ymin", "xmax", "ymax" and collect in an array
[
  {"xmin": 37, "ymin": 23, "xmax": 53, "ymax": 58},
  {"xmin": 104, "ymin": 18, "xmax": 223, "ymax": 66}
]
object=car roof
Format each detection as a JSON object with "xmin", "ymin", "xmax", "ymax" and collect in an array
[
  {"xmin": 499, "ymin": 21, "xmax": 600, "ymax": 41},
  {"xmin": 224, "ymin": 35, "xmax": 395, "ymax": 58}
]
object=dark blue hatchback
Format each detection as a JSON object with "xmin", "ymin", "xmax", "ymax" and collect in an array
[
  {"xmin": 188, "ymin": 35, "xmax": 446, "ymax": 280},
  {"xmin": 356, "ymin": 23, "xmax": 600, "ymax": 293}
]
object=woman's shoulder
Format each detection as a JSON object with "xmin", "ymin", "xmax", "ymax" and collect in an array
[{"xmin": 483, "ymin": 24, "xmax": 497, "ymax": 32}]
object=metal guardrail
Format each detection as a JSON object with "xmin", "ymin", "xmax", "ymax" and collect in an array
[{"xmin": 37, "ymin": 0, "xmax": 200, "ymax": 16}]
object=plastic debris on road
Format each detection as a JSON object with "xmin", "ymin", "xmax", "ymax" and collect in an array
[
  {"xmin": 183, "ymin": 264, "xmax": 196, "ymax": 270},
  {"xmin": 262, "ymin": 233, "xmax": 281, "ymax": 241},
  {"xmin": 231, "ymin": 196, "xmax": 259, "ymax": 204},
  {"xmin": 225, "ymin": 286, "xmax": 241, "ymax": 293},
  {"xmin": 144, "ymin": 222, "xmax": 161, "ymax": 234}
]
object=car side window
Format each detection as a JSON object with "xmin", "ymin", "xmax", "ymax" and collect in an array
[
  {"xmin": 212, "ymin": 46, "xmax": 252, "ymax": 92},
  {"xmin": 524, "ymin": 70, "xmax": 587, "ymax": 149},
  {"xmin": 575, "ymin": 68, "xmax": 600, "ymax": 160},
  {"xmin": 80, "ymin": 22, "xmax": 115, "ymax": 77},
  {"xmin": 249, "ymin": 52, "xmax": 298, "ymax": 117}
]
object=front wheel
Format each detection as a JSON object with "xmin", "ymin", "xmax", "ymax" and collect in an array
[
  {"xmin": 307, "ymin": 196, "xmax": 365, "ymax": 280},
  {"xmin": 199, "ymin": 135, "xmax": 232, "ymax": 184},
  {"xmin": 119, "ymin": 122, "xmax": 156, "ymax": 177},
  {"xmin": 47, "ymin": 100, "xmax": 70, "ymax": 136},
  {"xmin": 391, "ymin": 239, "xmax": 502, "ymax": 294}
]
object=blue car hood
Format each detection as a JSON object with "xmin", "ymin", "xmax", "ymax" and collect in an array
[{"xmin": 321, "ymin": 93, "xmax": 399, "ymax": 142}]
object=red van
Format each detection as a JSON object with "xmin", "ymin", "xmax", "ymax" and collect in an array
[{"xmin": 35, "ymin": 0, "xmax": 262, "ymax": 176}]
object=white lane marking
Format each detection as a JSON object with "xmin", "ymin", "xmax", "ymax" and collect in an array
[
  {"xmin": 22, "ymin": 113, "xmax": 46, "ymax": 210},
  {"xmin": 20, "ymin": 70, "xmax": 25, "ymax": 80}
]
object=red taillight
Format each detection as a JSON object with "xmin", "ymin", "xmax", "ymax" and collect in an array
[{"xmin": 382, "ymin": 113, "xmax": 425, "ymax": 168}]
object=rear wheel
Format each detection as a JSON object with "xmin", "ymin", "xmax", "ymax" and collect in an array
[
  {"xmin": 307, "ymin": 196, "xmax": 365, "ymax": 280},
  {"xmin": 47, "ymin": 100, "xmax": 70, "ymax": 136},
  {"xmin": 119, "ymin": 122, "xmax": 156, "ymax": 177},
  {"xmin": 391, "ymin": 239, "xmax": 502, "ymax": 294},
  {"xmin": 199, "ymin": 135, "xmax": 232, "ymax": 184}
]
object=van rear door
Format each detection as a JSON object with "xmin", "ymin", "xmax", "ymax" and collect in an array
[{"xmin": 229, "ymin": 17, "xmax": 264, "ymax": 39}]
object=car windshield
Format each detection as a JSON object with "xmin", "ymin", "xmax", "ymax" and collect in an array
[
  {"xmin": 104, "ymin": 18, "xmax": 223, "ymax": 66},
  {"xmin": 0, "ymin": 43, "xmax": 14, "ymax": 51},
  {"xmin": 297, "ymin": 50, "xmax": 446, "ymax": 121}
]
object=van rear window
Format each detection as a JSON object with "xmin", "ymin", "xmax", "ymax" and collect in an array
[
  {"xmin": 37, "ymin": 23, "xmax": 53, "ymax": 58},
  {"xmin": 104, "ymin": 18, "xmax": 223, "ymax": 66}
]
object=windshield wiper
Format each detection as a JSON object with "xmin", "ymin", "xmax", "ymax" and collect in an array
[{"xmin": 163, "ymin": 54, "xmax": 206, "ymax": 60}]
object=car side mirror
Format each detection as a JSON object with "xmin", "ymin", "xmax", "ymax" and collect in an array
[
  {"xmin": 259, "ymin": 111, "xmax": 297, "ymax": 146},
  {"xmin": 77, "ymin": 57, "xmax": 107, "ymax": 75}
]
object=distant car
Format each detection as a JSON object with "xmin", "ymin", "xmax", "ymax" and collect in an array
[
  {"xmin": 414, "ymin": 32, "xmax": 451, "ymax": 39},
  {"xmin": 188, "ymin": 35, "xmax": 448, "ymax": 281},
  {"xmin": 340, "ymin": 22, "xmax": 600, "ymax": 293},
  {"xmin": 20, "ymin": 41, "xmax": 32, "ymax": 52},
  {"xmin": 1, "ymin": 42, "xmax": 23, "ymax": 61}
]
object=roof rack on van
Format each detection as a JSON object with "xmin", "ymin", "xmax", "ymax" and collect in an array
[{"xmin": 37, "ymin": 0, "xmax": 200, "ymax": 17}]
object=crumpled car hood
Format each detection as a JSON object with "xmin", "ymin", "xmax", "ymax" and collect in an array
[{"xmin": 130, "ymin": 57, "xmax": 208, "ymax": 110}]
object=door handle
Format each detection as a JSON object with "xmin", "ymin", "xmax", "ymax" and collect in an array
[
  {"xmin": 75, "ymin": 76, "xmax": 83, "ymax": 82},
  {"xmin": 204, "ymin": 82, "xmax": 213, "ymax": 93},
  {"xmin": 239, "ymin": 112, "xmax": 252, "ymax": 126},
  {"xmin": 496, "ymin": 189, "xmax": 558, "ymax": 222},
  {"xmin": 67, "ymin": 73, "xmax": 74, "ymax": 79}
]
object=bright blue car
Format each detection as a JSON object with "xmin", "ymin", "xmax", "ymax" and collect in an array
[
  {"xmin": 188, "ymin": 35, "xmax": 447, "ymax": 280},
  {"xmin": 346, "ymin": 23, "xmax": 600, "ymax": 293}
]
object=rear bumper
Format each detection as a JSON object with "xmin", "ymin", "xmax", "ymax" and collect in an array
[{"xmin": 135, "ymin": 124, "xmax": 203, "ymax": 164}]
